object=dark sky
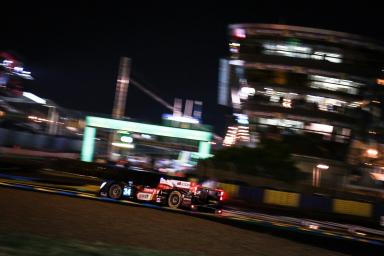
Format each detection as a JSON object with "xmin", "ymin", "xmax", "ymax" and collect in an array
[{"xmin": 2, "ymin": 2, "xmax": 383, "ymax": 135}]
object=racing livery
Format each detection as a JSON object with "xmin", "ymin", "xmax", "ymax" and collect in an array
[{"xmin": 98, "ymin": 173, "xmax": 224, "ymax": 213}]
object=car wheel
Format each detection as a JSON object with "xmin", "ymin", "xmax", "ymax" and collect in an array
[
  {"xmin": 168, "ymin": 191, "xmax": 182, "ymax": 209},
  {"xmin": 108, "ymin": 184, "xmax": 123, "ymax": 199}
]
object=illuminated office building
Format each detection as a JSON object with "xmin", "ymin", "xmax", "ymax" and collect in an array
[{"xmin": 219, "ymin": 24, "xmax": 384, "ymax": 151}]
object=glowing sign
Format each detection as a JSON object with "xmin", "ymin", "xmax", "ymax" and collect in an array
[
  {"xmin": 81, "ymin": 127, "xmax": 96, "ymax": 162},
  {"xmin": 85, "ymin": 116, "xmax": 211, "ymax": 141},
  {"xmin": 81, "ymin": 116, "xmax": 213, "ymax": 162}
]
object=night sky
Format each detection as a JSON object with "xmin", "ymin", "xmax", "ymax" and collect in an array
[{"xmin": 2, "ymin": 2, "xmax": 383, "ymax": 135}]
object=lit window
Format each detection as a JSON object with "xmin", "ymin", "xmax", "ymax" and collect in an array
[
  {"xmin": 282, "ymin": 98, "xmax": 292, "ymax": 108},
  {"xmin": 239, "ymin": 87, "xmax": 255, "ymax": 99},
  {"xmin": 305, "ymin": 123, "xmax": 333, "ymax": 133},
  {"xmin": 258, "ymin": 118, "xmax": 304, "ymax": 129},
  {"xmin": 228, "ymin": 60, "xmax": 245, "ymax": 66},
  {"xmin": 229, "ymin": 42, "xmax": 240, "ymax": 53},
  {"xmin": 312, "ymin": 52, "xmax": 342, "ymax": 63},
  {"xmin": 262, "ymin": 42, "xmax": 342, "ymax": 63},
  {"xmin": 306, "ymin": 94, "xmax": 346, "ymax": 112},
  {"xmin": 309, "ymin": 75, "xmax": 361, "ymax": 95}
]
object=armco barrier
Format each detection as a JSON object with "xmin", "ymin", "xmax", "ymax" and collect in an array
[
  {"xmin": 333, "ymin": 199, "xmax": 373, "ymax": 218},
  {"xmin": 238, "ymin": 186, "xmax": 263, "ymax": 203},
  {"xmin": 300, "ymin": 194, "xmax": 332, "ymax": 213},
  {"xmin": 263, "ymin": 189, "xmax": 300, "ymax": 207},
  {"xmin": 374, "ymin": 203, "xmax": 384, "ymax": 222},
  {"xmin": 219, "ymin": 182, "xmax": 384, "ymax": 223},
  {"xmin": 218, "ymin": 183, "xmax": 239, "ymax": 198}
]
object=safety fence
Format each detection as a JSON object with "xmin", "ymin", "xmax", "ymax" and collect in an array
[{"xmin": 218, "ymin": 182, "xmax": 383, "ymax": 223}]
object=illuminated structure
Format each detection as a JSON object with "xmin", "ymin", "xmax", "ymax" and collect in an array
[
  {"xmin": 223, "ymin": 114, "xmax": 251, "ymax": 147},
  {"xmin": 219, "ymin": 24, "xmax": 384, "ymax": 150},
  {"xmin": 81, "ymin": 116, "xmax": 213, "ymax": 162}
]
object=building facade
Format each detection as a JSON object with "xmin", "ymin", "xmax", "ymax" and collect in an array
[{"xmin": 219, "ymin": 24, "xmax": 384, "ymax": 157}]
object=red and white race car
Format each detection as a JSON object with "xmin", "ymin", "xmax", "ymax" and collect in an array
[{"xmin": 99, "ymin": 175, "xmax": 224, "ymax": 213}]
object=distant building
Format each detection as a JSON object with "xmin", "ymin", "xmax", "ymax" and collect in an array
[{"xmin": 219, "ymin": 24, "xmax": 384, "ymax": 158}]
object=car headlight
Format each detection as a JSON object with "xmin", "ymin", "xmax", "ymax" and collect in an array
[{"xmin": 100, "ymin": 181, "xmax": 107, "ymax": 189}]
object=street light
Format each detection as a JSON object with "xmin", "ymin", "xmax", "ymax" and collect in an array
[
  {"xmin": 313, "ymin": 164, "xmax": 329, "ymax": 187},
  {"xmin": 366, "ymin": 148, "xmax": 378, "ymax": 158},
  {"xmin": 316, "ymin": 164, "xmax": 329, "ymax": 170}
]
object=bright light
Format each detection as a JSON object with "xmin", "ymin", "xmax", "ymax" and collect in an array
[
  {"xmin": 366, "ymin": 148, "xmax": 378, "ymax": 158},
  {"xmin": 111, "ymin": 142, "xmax": 135, "ymax": 149},
  {"xmin": 282, "ymin": 98, "xmax": 292, "ymax": 108},
  {"xmin": 263, "ymin": 43, "xmax": 342, "ymax": 63},
  {"xmin": 240, "ymin": 87, "xmax": 255, "ymax": 96},
  {"xmin": 258, "ymin": 118, "xmax": 304, "ymax": 129},
  {"xmin": 86, "ymin": 116, "xmax": 211, "ymax": 141},
  {"xmin": 308, "ymin": 224, "xmax": 319, "ymax": 230},
  {"xmin": 233, "ymin": 28, "xmax": 246, "ymax": 38},
  {"xmin": 370, "ymin": 172, "xmax": 384, "ymax": 181},
  {"xmin": 305, "ymin": 123, "xmax": 333, "ymax": 133},
  {"xmin": 28, "ymin": 115, "xmax": 55, "ymax": 123},
  {"xmin": 22, "ymin": 92, "xmax": 47, "ymax": 104},
  {"xmin": 230, "ymin": 42, "xmax": 240, "ymax": 53},
  {"xmin": 81, "ymin": 116, "xmax": 213, "ymax": 162},
  {"xmin": 120, "ymin": 136, "xmax": 133, "ymax": 143},
  {"xmin": 14, "ymin": 67, "xmax": 23, "ymax": 72},
  {"xmin": 141, "ymin": 134, "xmax": 151, "ymax": 139},
  {"xmin": 100, "ymin": 181, "xmax": 107, "ymax": 189},
  {"xmin": 228, "ymin": 60, "xmax": 245, "ymax": 66},
  {"xmin": 163, "ymin": 114, "xmax": 200, "ymax": 124},
  {"xmin": 316, "ymin": 164, "xmax": 329, "ymax": 170},
  {"xmin": 377, "ymin": 79, "xmax": 384, "ymax": 86},
  {"xmin": 310, "ymin": 75, "xmax": 361, "ymax": 95},
  {"xmin": 66, "ymin": 126, "xmax": 78, "ymax": 132},
  {"xmin": 123, "ymin": 187, "xmax": 132, "ymax": 196},
  {"xmin": 81, "ymin": 127, "xmax": 96, "ymax": 162},
  {"xmin": 235, "ymin": 113, "xmax": 249, "ymax": 125}
]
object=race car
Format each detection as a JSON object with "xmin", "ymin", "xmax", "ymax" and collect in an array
[{"xmin": 98, "ymin": 173, "xmax": 224, "ymax": 213}]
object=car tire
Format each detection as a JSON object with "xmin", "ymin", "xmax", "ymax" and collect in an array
[
  {"xmin": 108, "ymin": 184, "xmax": 123, "ymax": 199},
  {"xmin": 167, "ymin": 191, "xmax": 182, "ymax": 209}
]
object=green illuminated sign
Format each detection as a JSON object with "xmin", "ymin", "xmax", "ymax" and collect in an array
[
  {"xmin": 86, "ymin": 116, "xmax": 211, "ymax": 141},
  {"xmin": 81, "ymin": 116, "xmax": 213, "ymax": 162},
  {"xmin": 81, "ymin": 127, "xmax": 96, "ymax": 162}
]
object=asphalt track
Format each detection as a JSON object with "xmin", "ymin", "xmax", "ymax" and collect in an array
[
  {"xmin": 0, "ymin": 186, "xmax": 364, "ymax": 256},
  {"xmin": 0, "ymin": 168, "xmax": 383, "ymax": 255}
]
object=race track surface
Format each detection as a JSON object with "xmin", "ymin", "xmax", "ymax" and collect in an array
[{"xmin": 0, "ymin": 187, "xmax": 351, "ymax": 256}]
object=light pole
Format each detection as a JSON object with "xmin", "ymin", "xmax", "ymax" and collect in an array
[{"xmin": 312, "ymin": 164, "xmax": 329, "ymax": 188}]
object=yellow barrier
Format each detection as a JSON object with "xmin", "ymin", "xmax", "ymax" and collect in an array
[
  {"xmin": 217, "ymin": 183, "xmax": 239, "ymax": 198},
  {"xmin": 263, "ymin": 189, "xmax": 300, "ymax": 207},
  {"xmin": 333, "ymin": 199, "xmax": 372, "ymax": 217}
]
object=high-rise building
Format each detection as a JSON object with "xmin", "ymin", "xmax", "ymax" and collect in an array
[{"xmin": 219, "ymin": 24, "xmax": 384, "ymax": 157}]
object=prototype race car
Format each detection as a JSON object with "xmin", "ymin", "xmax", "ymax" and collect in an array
[{"xmin": 98, "ymin": 172, "xmax": 224, "ymax": 213}]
